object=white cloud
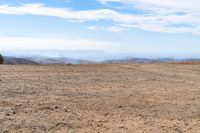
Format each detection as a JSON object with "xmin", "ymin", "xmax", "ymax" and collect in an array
[
  {"xmin": 0, "ymin": 4, "xmax": 133, "ymax": 22},
  {"xmin": 98, "ymin": 0, "xmax": 200, "ymax": 34},
  {"xmin": 0, "ymin": 36, "xmax": 114, "ymax": 52},
  {"xmin": 87, "ymin": 26, "xmax": 127, "ymax": 33},
  {"xmin": 97, "ymin": 0, "xmax": 200, "ymax": 12},
  {"xmin": 0, "ymin": 3, "xmax": 200, "ymax": 34},
  {"xmin": 107, "ymin": 26, "xmax": 128, "ymax": 33}
]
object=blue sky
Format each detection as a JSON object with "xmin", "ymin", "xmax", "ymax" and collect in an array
[{"xmin": 0, "ymin": 0, "xmax": 200, "ymax": 58}]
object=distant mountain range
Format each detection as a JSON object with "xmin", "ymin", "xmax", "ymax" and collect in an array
[
  {"xmin": 1, "ymin": 50, "xmax": 113, "ymax": 61},
  {"xmin": 103, "ymin": 58, "xmax": 200, "ymax": 64},
  {"xmin": 3, "ymin": 56, "xmax": 200, "ymax": 65},
  {"xmin": 1, "ymin": 50, "xmax": 200, "ymax": 65},
  {"xmin": 3, "ymin": 56, "xmax": 94, "ymax": 65}
]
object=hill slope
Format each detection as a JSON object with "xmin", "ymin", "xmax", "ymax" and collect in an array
[{"xmin": 3, "ymin": 57, "xmax": 39, "ymax": 65}]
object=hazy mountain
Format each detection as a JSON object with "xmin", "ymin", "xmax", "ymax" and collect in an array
[
  {"xmin": 28, "ymin": 57, "xmax": 94, "ymax": 64},
  {"xmin": 103, "ymin": 57, "xmax": 200, "ymax": 64},
  {"xmin": 0, "ymin": 49, "xmax": 136, "ymax": 61},
  {"xmin": 3, "ymin": 57, "xmax": 39, "ymax": 65},
  {"xmin": 2, "ymin": 50, "xmax": 200, "ymax": 65},
  {"xmin": 103, "ymin": 58, "xmax": 159, "ymax": 64},
  {"xmin": 3, "ymin": 56, "xmax": 95, "ymax": 65},
  {"xmin": 2, "ymin": 56, "xmax": 200, "ymax": 65}
]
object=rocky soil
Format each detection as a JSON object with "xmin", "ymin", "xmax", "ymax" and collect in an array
[{"xmin": 0, "ymin": 63, "xmax": 200, "ymax": 133}]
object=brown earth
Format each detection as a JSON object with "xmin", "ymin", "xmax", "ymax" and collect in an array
[{"xmin": 0, "ymin": 63, "xmax": 200, "ymax": 133}]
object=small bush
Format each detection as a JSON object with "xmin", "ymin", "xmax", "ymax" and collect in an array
[{"xmin": 0, "ymin": 54, "xmax": 4, "ymax": 64}]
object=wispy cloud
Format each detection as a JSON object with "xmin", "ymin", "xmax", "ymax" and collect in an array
[
  {"xmin": 0, "ymin": 3, "xmax": 200, "ymax": 34},
  {"xmin": 87, "ymin": 26, "xmax": 127, "ymax": 33},
  {"xmin": 0, "ymin": 4, "xmax": 131, "ymax": 22},
  {"xmin": 97, "ymin": 0, "xmax": 200, "ymax": 34},
  {"xmin": 97, "ymin": 0, "xmax": 200, "ymax": 12}
]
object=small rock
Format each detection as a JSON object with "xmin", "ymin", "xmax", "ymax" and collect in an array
[
  {"xmin": 63, "ymin": 107, "xmax": 69, "ymax": 112},
  {"xmin": 53, "ymin": 106, "xmax": 58, "ymax": 109},
  {"xmin": 15, "ymin": 103, "xmax": 22, "ymax": 107},
  {"xmin": 119, "ymin": 125, "xmax": 127, "ymax": 129},
  {"xmin": 12, "ymin": 111, "xmax": 16, "ymax": 114},
  {"xmin": 5, "ymin": 113, "xmax": 10, "ymax": 116},
  {"xmin": 118, "ymin": 105, "xmax": 123, "ymax": 108},
  {"xmin": 104, "ymin": 113, "xmax": 109, "ymax": 116}
]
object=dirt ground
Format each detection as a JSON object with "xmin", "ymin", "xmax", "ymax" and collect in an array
[{"xmin": 0, "ymin": 63, "xmax": 200, "ymax": 133}]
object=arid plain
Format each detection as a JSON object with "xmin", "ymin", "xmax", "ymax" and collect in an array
[{"xmin": 0, "ymin": 63, "xmax": 200, "ymax": 133}]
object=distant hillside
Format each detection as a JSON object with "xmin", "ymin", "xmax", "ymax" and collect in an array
[
  {"xmin": 28, "ymin": 57, "xmax": 95, "ymax": 64},
  {"xmin": 1, "ymin": 50, "xmax": 109, "ymax": 61},
  {"xmin": 102, "ymin": 58, "xmax": 200, "ymax": 64},
  {"xmin": 3, "ymin": 57, "xmax": 39, "ymax": 65},
  {"xmin": 3, "ymin": 56, "xmax": 95, "ymax": 65},
  {"xmin": 103, "ymin": 58, "xmax": 159, "ymax": 64},
  {"xmin": 2, "ymin": 55, "xmax": 200, "ymax": 65}
]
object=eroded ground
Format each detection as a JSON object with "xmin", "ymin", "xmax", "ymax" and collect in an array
[{"xmin": 0, "ymin": 63, "xmax": 200, "ymax": 133}]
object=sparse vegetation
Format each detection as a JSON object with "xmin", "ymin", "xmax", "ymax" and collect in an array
[{"xmin": 0, "ymin": 54, "xmax": 4, "ymax": 64}]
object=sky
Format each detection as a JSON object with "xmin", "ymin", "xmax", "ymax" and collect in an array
[{"xmin": 0, "ymin": 0, "xmax": 200, "ymax": 58}]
